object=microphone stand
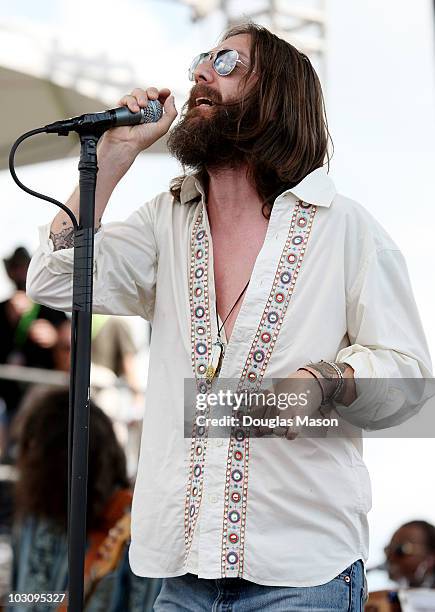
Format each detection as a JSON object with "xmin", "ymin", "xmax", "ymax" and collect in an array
[
  {"xmin": 67, "ymin": 132, "xmax": 100, "ymax": 611},
  {"xmin": 10, "ymin": 105, "xmax": 162, "ymax": 611}
]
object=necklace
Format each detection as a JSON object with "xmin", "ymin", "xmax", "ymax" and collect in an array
[{"xmin": 205, "ymin": 279, "xmax": 250, "ymax": 383}]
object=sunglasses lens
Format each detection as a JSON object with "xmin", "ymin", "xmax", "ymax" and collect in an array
[
  {"xmin": 188, "ymin": 53, "xmax": 208, "ymax": 81},
  {"xmin": 214, "ymin": 49, "xmax": 238, "ymax": 76}
]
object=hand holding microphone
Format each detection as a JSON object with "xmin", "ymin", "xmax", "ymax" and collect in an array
[
  {"xmin": 101, "ymin": 87, "xmax": 178, "ymax": 156},
  {"xmin": 45, "ymin": 86, "xmax": 178, "ymax": 161},
  {"xmin": 44, "ymin": 86, "xmax": 178, "ymax": 236}
]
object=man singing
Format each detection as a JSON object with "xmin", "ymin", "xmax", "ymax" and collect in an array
[{"xmin": 27, "ymin": 23, "xmax": 431, "ymax": 611}]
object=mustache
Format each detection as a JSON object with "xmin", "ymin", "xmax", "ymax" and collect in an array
[{"xmin": 186, "ymin": 84, "xmax": 223, "ymax": 110}]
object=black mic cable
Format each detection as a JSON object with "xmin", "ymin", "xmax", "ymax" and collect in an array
[{"xmin": 9, "ymin": 127, "xmax": 78, "ymax": 227}]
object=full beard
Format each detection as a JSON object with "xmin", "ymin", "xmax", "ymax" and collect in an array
[{"xmin": 167, "ymin": 88, "xmax": 249, "ymax": 171}]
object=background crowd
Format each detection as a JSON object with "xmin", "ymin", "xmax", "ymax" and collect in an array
[{"xmin": 0, "ymin": 245, "xmax": 160, "ymax": 610}]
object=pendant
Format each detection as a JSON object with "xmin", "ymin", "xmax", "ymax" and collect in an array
[{"xmin": 205, "ymin": 340, "xmax": 225, "ymax": 383}]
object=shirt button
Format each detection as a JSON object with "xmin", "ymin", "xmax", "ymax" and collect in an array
[{"xmin": 210, "ymin": 495, "xmax": 218, "ymax": 503}]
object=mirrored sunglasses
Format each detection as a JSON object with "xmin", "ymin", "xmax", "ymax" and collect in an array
[{"xmin": 188, "ymin": 49, "xmax": 250, "ymax": 81}]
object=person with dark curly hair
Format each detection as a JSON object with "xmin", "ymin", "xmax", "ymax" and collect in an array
[
  {"xmin": 8, "ymin": 386, "xmax": 161, "ymax": 611},
  {"xmin": 384, "ymin": 520, "xmax": 435, "ymax": 589}
]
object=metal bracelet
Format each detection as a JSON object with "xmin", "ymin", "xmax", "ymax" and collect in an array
[
  {"xmin": 321, "ymin": 360, "xmax": 345, "ymax": 401},
  {"xmin": 304, "ymin": 362, "xmax": 338, "ymax": 401}
]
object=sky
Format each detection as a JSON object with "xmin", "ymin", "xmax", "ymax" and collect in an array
[{"xmin": 0, "ymin": 0, "xmax": 435, "ymax": 588}]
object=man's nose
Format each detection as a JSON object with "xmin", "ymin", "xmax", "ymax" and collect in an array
[{"xmin": 194, "ymin": 58, "xmax": 216, "ymax": 84}]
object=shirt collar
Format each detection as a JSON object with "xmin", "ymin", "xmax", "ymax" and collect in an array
[
  {"xmin": 281, "ymin": 167, "xmax": 336, "ymax": 208},
  {"xmin": 179, "ymin": 173, "xmax": 205, "ymax": 204},
  {"xmin": 179, "ymin": 167, "xmax": 336, "ymax": 208}
]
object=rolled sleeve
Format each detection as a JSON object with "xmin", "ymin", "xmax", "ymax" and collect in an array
[
  {"xmin": 27, "ymin": 197, "xmax": 159, "ymax": 320},
  {"xmin": 333, "ymin": 248, "xmax": 433, "ymax": 430}
]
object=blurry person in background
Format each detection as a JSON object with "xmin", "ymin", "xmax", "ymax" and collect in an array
[
  {"xmin": 50, "ymin": 317, "xmax": 143, "ymax": 479},
  {"xmin": 384, "ymin": 521, "xmax": 435, "ymax": 589},
  {"xmin": 8, "ymin": 386, "xmax": 161, "ymax": 611},
  {"xmin": 91, "ymin": 315, "xmax": 145, "ymax": 479},
  {"xmin": 91, "ymin": 315, "xmax": 142, "ymax": 401},
  {"xmin": 51, "ymin": 319, "xmax": 72, "ymax": 373},
  {"xmin": 0, "ymin": 247, "xmax": 67, "ymax": 461},
  {"xmin": 0, "ymin": 247, "xmax": 66, "ymax": 371}
]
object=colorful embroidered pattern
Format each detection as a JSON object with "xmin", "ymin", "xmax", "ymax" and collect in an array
[
  {"xmin": 184, "ymin": 209, "xmax": 213, "ymax": 559},
  {"xmin": 221, "ymin": 200, "xmax": 317, "ymax": 578}
]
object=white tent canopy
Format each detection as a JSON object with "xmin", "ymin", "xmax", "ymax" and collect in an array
[{"xmin": 0, "ymin": 17, "xmax": 179, "ymax": 168}]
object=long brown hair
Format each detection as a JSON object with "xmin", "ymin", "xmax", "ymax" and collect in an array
[
  {"xmin": 170, "ymin": 22, "xmax": 333, "ymax": 217},
  {"xmin": 12, "ymin": 386, "xmax": 129, "ymax": 531}
]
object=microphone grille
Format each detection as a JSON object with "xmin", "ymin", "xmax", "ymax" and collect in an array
[{"xmin": 142, "ymin": 100, "xmax": 163, "ymax": 123}]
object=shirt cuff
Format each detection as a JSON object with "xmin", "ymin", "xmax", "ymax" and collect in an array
[{"xmin": 332, "ymin": 344, "xmax": 390, "ymax": 430}]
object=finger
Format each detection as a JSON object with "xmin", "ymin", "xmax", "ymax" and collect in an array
[
  {"xmin": 155, "ymin": 95, "xmax": 178, "ymax": 133},
  {"xmin": 164, "ymin": 94, "xmax": 177, "ymax": 116},
  {"xmin": 285, "ymin": 422, "xmax": 301, "ymax": 439},
  {"xmin": 145, "ymin": 86, "xmax": 159, "ymax": 100},
  {"xmin": 265, "ymin": 401, "xmax": 279, "ymax": 419},
  {"xmin": 118, "ymin": 94, "xmax": 140, "ymax": 113},
  {"xmin": 131, "ymin": 88, "xmax": 149, "ymax": 107},
  {"xmin": 285, "ymin": 428, "xmax": 299, "ymax": 440},
  {"xmin": 272, "ymin": 427, "xmax": 298, "ymax": 439},
  {"xmin": 158, "ymin": 88, "xmax": 171, "ymax": 104},
  {"xmin": 252, "ymin": 426, "xmax": 266, "ymax": 438},
  {"xmin": 272, "ymin": 426, "xmax": 286, "ymax": 438}
]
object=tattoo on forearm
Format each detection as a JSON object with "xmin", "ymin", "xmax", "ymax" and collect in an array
[
  {"xmin": 50, "ymin": 226, "xmax": 75, "ymax": 251},
  {"xmin": 50, "ymin": 220, "xmax": 101, "ymax": 251}
]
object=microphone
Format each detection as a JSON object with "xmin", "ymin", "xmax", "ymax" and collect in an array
[{"xmin": 44, "ymin": 100, "xmax": 163, "ymax": 135}]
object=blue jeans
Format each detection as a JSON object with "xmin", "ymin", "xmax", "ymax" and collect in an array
[{"xmin": 153, "ymin": 559, "xmax": 366, "ymax": 611}]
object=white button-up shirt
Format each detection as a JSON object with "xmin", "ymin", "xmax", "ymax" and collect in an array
[{"xmin": 27, "ymin": 167, "xmax": 432, "ymax": 587}]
